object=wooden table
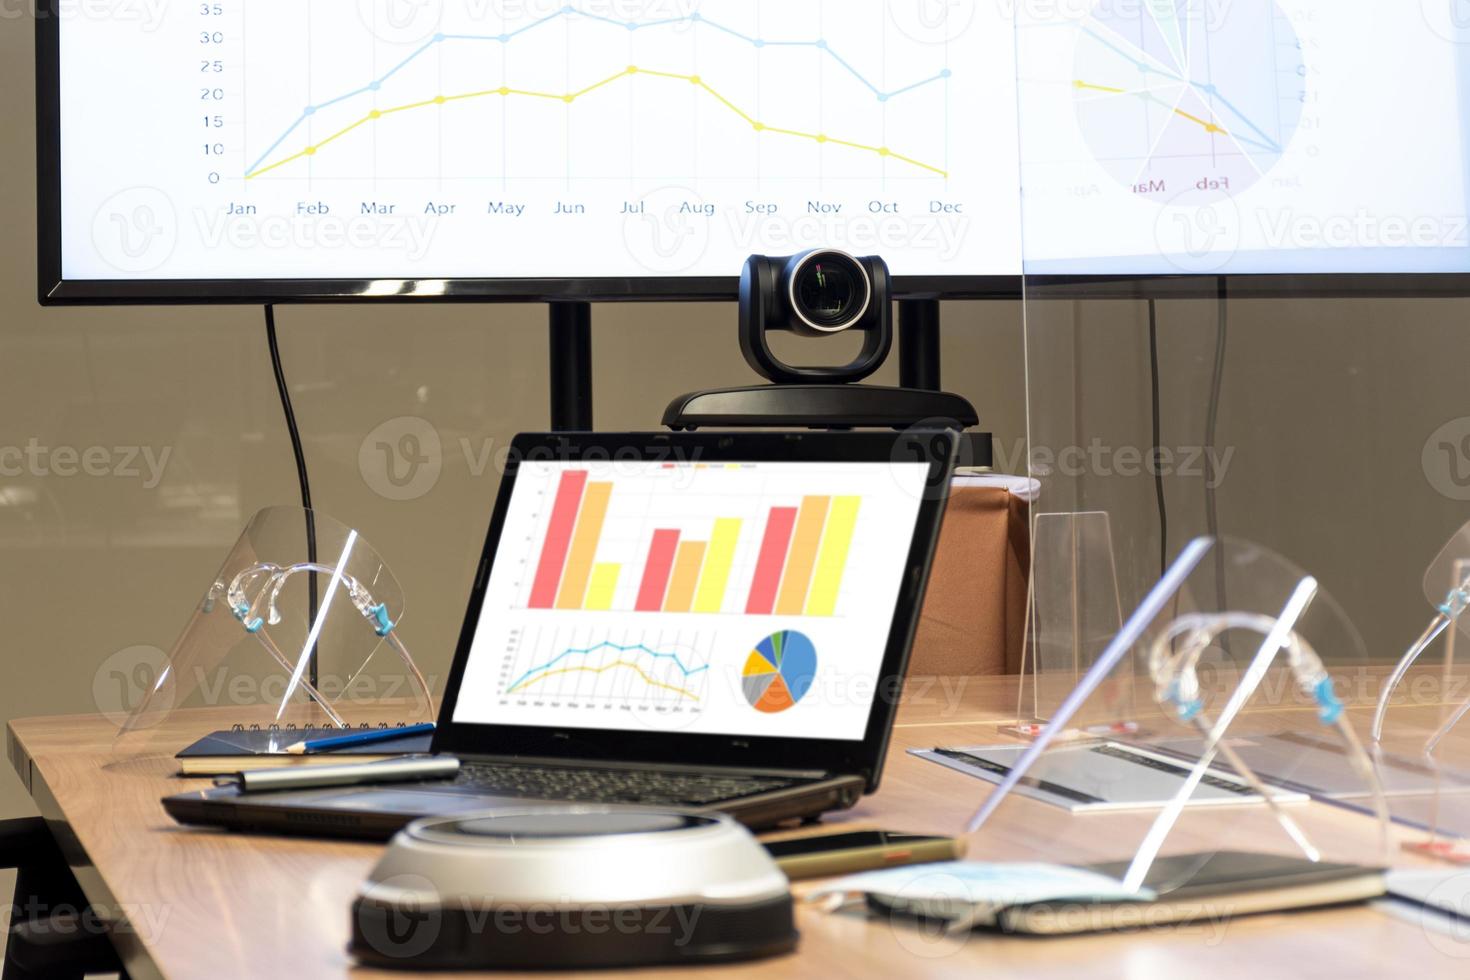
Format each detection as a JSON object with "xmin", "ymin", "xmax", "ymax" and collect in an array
[{"xmin": 5, "ymin": 676, "xmax": 1461, "ymax": 979}]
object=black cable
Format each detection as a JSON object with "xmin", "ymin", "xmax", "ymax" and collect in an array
[
  {"xmin": 1148, "ymin": 298, "xmax": 1167, "ymax": 577},
  {"xmin": 1204, "ymin": 277, "xmax": 1229, "ymax": 619},
  {"xmin": 265, "ymin": 305, "xmax": 319, "ymax": 686}
]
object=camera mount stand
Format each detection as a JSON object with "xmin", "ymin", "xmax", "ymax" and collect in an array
[
  {"xmin": 666, "ymin": 288, "xmax": 984, "ymax": 445},
  {"xmin": 668, "ymin": 252, "xmax": 986, "ymax": 452},
  {"xmin": 662, "ymin": 383, "xmax": 980, "ymax": 432}
]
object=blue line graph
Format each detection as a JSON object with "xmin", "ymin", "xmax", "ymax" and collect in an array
[
  {"xmin": 1062, "ymin": 0, "xmax": 1305, "ymax": 201},
  {"xmin": 505, "ymin": 640, "xmax": 710, "ymax": 693},
  {"xmin": 1078, "ymin": 27, "xmax": 1282, "ymax": 154},
  {"xmin": 247, "ymin": 6, "xmax": 953, "ymax": 176}
]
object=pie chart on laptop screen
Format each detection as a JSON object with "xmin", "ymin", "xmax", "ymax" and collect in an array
[{"xmin": 742, "ymin": 631, "xmax": 817, "ymax": 714}]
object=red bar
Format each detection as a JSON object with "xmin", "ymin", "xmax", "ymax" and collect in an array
[
  {"xmin": 528, "ymin": 470, "xmax": 589, "ymax": 608},
  {"xmin": 745, "ymin": 507, "xmax": 798, "ymax": 614},
  {"xmin": 634, "ymin": 529, "xmax": 681, "ymax": 612}
]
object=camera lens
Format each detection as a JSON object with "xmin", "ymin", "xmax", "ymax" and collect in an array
[
  {"xmin": 798, "ymin": 260, "xmax": 857, "ymax": 321},
  {"xmin": 787, "ymin": 250, "xmax": 871, "ymax": 333}
]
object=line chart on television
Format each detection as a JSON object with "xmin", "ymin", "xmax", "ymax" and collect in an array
[
  {"xmin": 57, "ymin": 1, "xmax": 1470, "ymax": 283},
  {"xmin": 61, "ymin": 0, "xmax": 1023, "ymax": 280},
  {"xmin": 246, "ymin": 10, "xmax": 942, "ymax": 177},
  {"xmin": 1004, "ymin": 0, "xmax": 1369, "ymax": 273},
  {"xmin": 1063, "ymin": 0, "xmax": 1308, "ymax": 200}
]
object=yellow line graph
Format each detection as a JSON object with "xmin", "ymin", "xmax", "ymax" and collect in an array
[
  {"xmin": 1072, "ymin": 78, "xmax": 1230, "ymax": 136},
  {"xmin": 505, "ymin": 659, "xmax": 701, "ymax": 700},
  {"xmin": 1073, "ymin": 80, "xmax": 1126, "ymax": 95},
  {"xmin": 247, "ymin": 65, "xmax": 947, "ymax": 179}
]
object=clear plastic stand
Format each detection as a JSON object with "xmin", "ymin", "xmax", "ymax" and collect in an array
[
  {"xmin": 1371, "ymin": 521, "xmax": 1470, "ymax": 860},
  {"xmin": 1373, "ymin": 521, "xmax": 1470, "ymax": 743},
  {"xmin": 1425, "ymin": 563, "xmax": 1470, "ymax": 757},
  {"xmin": 965, "ymin": 537, "xmax": 1391, "ymax": 888},
  {"xmin": 1408, "ymin": 567, "xmax": 1470, "ymax": 863},
  {"xmin": 1010, "ymin": 512, "xmax": 1126, "ymax": 736},
  {"xmin": 114, "ymin": 506, "xmax": 435, "ymax": 757}
]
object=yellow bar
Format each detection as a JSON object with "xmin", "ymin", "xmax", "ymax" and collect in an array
[
  {"xmin": 663, "ymin": 541, "xmax": 707, "ymax": 613},
  {"xmin": 775, "ymin": 496, "xmax": 831, "ymax": 615},
  {"xmin": 555, "ymin": 482, "xmax": 613, "ymax": 609},
  {"xmin": 693, "ymin": 518, "xmax": 743, "ymax": 613},
  {"xmin": 804, "ymin": 497, "xmax": 861, "ymax": 616},
  {"xmin": 584, "ymin": 563, "xmax": 621, "ymax": 611}
]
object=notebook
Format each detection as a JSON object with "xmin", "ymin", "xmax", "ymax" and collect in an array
[
  {"xmin": 865, "ymin": 851, "xmax": 1385, "ymax": 935},
  {"xmin": 175, "ymin": 726, "xmax": 433, "ymax": 776}
]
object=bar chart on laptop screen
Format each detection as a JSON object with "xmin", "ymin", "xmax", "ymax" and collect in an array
[
  {"xmin": 453, "ymin": 459, "xmax": 931, "ymax": 741},
  {"xmin": 520, "ymin": 468, "xmax": 861, "ymax": 617}
]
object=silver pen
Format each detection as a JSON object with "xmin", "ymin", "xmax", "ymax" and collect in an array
[{"xmin": 215, "ymin": 755, "xmax": 460, "ymax": 793}]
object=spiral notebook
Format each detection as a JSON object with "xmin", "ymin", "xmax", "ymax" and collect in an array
[{"xmin": 175, "ymin": 723, "xmax": 433, "ymax": 776}]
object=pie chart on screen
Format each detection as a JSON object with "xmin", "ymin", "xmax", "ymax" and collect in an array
[{"xmin": 741, "ymin": 631, "xmax": 817, "ymax": 714}]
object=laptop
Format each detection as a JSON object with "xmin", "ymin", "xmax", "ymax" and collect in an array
[{"xmin": 164, "ymin": 431, "xmax": 957, "ymax": 840}]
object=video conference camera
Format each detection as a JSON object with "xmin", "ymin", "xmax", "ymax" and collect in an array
[
  {"xmin": 739, "ymin": 250, "xmax": 892, "ymax": 384},
  {"xmin": 664, "ymin": 248, "xmax": 981, "ymax": 435}
]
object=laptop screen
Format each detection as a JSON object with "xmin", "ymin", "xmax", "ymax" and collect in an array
[{"xmin": 451, "ymin": 456, "xmax": 932, "ymax": 741}]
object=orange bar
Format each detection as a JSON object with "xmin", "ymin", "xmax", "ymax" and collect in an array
[
  {"xmin": 554, "ymin": 481, "xmax": 613, "ymax": 609},
  {"xmin": 775, "ymin": 496, "xmax": 831, "ymax": 615},
  {"xmin": 662, "ymin": 540, "xmax": 708, "ymax": 613}
]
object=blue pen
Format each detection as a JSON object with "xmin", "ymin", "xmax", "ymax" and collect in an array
[{"xmin": 285, "ymin": 722, "xmax": 435, "ymax": 755}]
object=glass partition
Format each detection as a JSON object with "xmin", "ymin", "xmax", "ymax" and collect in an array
[{"xmin": 1014, "ymin": 3, "xmax": 1470, "ymax": 866}]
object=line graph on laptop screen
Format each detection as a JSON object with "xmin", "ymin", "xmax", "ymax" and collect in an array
[
  {"xmin": 498, "ymin": 625, "xmax": 716, "ymax": 707},
  {"xmin": 453, "ymin": 458, "xmax": 929, "ymax": 740}
]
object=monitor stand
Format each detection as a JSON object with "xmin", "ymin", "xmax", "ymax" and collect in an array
[{"xmin": 549, "ymin": 301, "xmax": 594, "ymax": 431}]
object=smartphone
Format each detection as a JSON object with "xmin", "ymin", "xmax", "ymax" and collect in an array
[{"xmin": 761, "ymin": 830, "xmax": 964, "ymax": 880}]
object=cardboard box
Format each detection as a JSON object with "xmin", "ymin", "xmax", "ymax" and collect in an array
[{"xmin": 909, "ymin": 478, "xmax": 1031, "ymax": 677}]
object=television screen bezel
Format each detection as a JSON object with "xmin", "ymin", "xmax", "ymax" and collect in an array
[{"xmin": 35, "ymin": 7, "xmax": 1470, "ymax": 306}]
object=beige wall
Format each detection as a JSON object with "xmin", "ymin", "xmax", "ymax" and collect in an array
[{"xmin": 1021, "ymin": 292, "xmax": 1470, "ymax": 665}]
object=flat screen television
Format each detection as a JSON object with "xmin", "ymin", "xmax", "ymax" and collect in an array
[{"xmin": 36, "ymin": 0, "xmax": 1470, "ymax": 303}]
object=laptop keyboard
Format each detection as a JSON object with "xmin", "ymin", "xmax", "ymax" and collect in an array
[{"xmin": 456, "ymin": 760, "xmax": 800, "ymax": 806}]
